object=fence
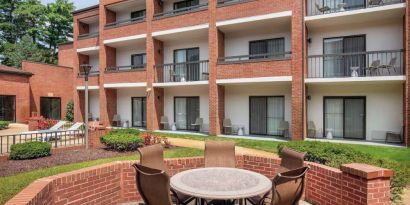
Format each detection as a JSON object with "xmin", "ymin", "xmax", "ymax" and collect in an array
[{"xmin": 154, "ymin": 60, "xmax": 209, "ymax": 83}]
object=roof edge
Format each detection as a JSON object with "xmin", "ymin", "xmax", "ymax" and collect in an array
[{"xmin": 72, "ymin": 4, "xmax": 99, "ymax": 15}]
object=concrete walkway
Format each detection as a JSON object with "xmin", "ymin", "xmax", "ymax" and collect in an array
[
  {"xmin": 0, "ymin": 123, "xmax": 28, "ymax": 135},
  {"xmin": 168, "ymin": 137, "xmax": 277, "ymax": 158}
]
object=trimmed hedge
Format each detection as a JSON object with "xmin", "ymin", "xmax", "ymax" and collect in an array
[
  {"xmin": 100, "ymin": 129, "xmax": 143, "ymax": 151},
  {"xmin": 0, "ymin": 121, "xmax": 9, "ymax": 129},
  {"xmin": 10, "ymin": 142, "xmax": 51, "ymax": 160},
  {"xmin": 277, "ymin": 141, "xmax": 410, "ymax": 202}
]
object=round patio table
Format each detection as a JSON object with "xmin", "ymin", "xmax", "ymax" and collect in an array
[{"xmin": 170, "ymin": 167, "xmax": 272, "ymax": 201}]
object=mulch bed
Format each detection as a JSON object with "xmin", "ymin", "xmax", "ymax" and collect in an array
[{"xmin": 0, "ymin": 148, "xmax": 138, "ymax": 177}]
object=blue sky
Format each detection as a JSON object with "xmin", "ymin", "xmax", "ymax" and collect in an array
[{"xmin": 41, "ymin": 0, "xmax": 98, "ymax": 10}]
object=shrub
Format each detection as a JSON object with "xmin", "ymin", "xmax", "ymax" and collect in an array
[
  {"xmin": 142, "ymin": 132, "xmax": 172, "ymax": 148},
  {"xmin": 0, "ymin": 121, "xmax": 9, "ymax": 129},
  {"xmin": 100, "ymin": 129, "xmax": 143, "ymax": 151},
  {"xmin": 10, "ymin": 142, "xmax": 51, "ymax": 160},
  {"xmin": 277, "ymin": 141, "xmax": 410, "ymax": 202},
  {"xmin": 64, "ymin": 100, "xmax": 74, "ymax": 122}
]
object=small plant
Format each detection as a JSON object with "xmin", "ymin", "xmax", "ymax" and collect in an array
[
  {"xmin": 142, "ymin": 132, "xmax": 172, "ymax": 148},
  {"xmin": 100, "ymin": 129, "xmax": 143, "ymax": 151},
  {"xmin": 64, "ymin": 100, "xmax": 74, "ymax": 122},
  {"xmin": 38, "ymin": 119, "xmax": 57, "ymax": 130},
  {"xmin": 10, "ymin": 142, "xmax": 51, "ymax": 160},
  {"xmin": 0, "ymin": 121, "xmax": 9, "ymax": 129}
]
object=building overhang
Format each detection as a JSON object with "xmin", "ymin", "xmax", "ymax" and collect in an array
[
  {"xmin": 216, "ymin": 76, "xmax": 292, "ymax": 85},
  {"xmin": 305, "ymin": 76, "xmax": 406, "ymax": 85},
  {"xmin": 103, "ymin": 34, "xmax": 147, "ymax": 47},
  {"xmin": 153, "ymin": 81, "xmax": 209, "ymax": 87},
  {"xmin": 76, "ymin": 86, "xmax": 100, "ymax": 90},
  {"xmin": 103, "ymin": 82, "xmax": 147, "ymax": 88},
  {"xmin": 76, "ymin": 46, "xmax": 100, "ymax": 55}
]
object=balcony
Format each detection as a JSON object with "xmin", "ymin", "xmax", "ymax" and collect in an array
[
  {"xmin": 307, "ymin": 0, "xmax": 404, "ymax": 16},
  {"xmin": 154, "ymin": 60, "xmax": 209, "ymax": 83},
  {"xmin": 307, "ymin": 49, "xmax": 404, "ymax": 78},
  {"xmin": 78, "ymin": 32, "xmax": 99, "ymax": 40},
  {"xmin": 105, "ymin": 16, "xmax": 145, "ymax": 29},
  {"xmin": 153, "ymin": 3, "xmax": 208, "ymax": 20},
  {"xmin": 105, "ymin": 65, "xmax": 146, "ymax": 73},
  {"xmin": 218, "ymin": 52, "xmax": 292, "ymax": 64}
]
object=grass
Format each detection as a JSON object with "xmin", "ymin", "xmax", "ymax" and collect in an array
[
  {"xmin": 0, "ymin": 147, "xmax": 203, "ymax": 205},
  {"xmin": 154, "ymin": 132, "xmax": 410, "ymax": 166}
]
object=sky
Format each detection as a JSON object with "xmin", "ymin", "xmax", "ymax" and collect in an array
[{"xmin": 41, "ymin": 0, "xmax": 99, "ymax": 10}]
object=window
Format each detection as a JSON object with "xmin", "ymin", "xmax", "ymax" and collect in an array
[
  {"xmin": 131, "ymin": 9, "xmax": 146, "ymax": 20},
  {"xmin": 174, "ymin": 97, "xmax": 200, "ymax": 131},
  {"xmin": 131, "ymin": 53, "xmax": 146, "ymax": 68},
  {"xmin": 323, "ymin": 35, "xmax": 366, "ymax": 77},
  {"xmin": 249, "ymin": 38, "xmax": 285, "ymax": 59},
  {"xmin": 132, "ymin": 97, "xmax": 146, "ymax": 127},
  {"xmin": 324, "ymin": 97, "xmax": 365, "ymax": 139},
  {"xmin": 173, "ymin": 48, "xmax": 200, "ymax": 81},
  {"xmin": 40, "ymin": 97, "xmax": 61, "ymax": 120},
  {"xmin": 0, "ymin": 95, "xmax": 16, "ymax": 122},
  {"xmin": 249, "ymin": 96, "xmax": 285, "ymax": 136},
  {"xmin": 174, "ymin": 0, "xmax": 199, "ymax": 10}
]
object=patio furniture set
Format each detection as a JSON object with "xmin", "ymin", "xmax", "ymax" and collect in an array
[
  {"xmin": 315, "ymin": 0, "xmax": 387, "ymax": 14},
  {"xmin": 133, "ymin": 142, "xmax": 309, "ymax": 205},
  {"xmin": 222, "ymin": 119, "xmax": 290, "ymax": 138}
]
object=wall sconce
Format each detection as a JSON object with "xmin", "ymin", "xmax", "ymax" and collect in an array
[
  {"xmin": 157, "ymin": 49, "xmax": 161, "ymax": 54},
  {"xmin": 307, "ymin": 38, "xmax": 312, "ymax": 44},
  {"xmin": 307, "ymin": 95, "xmax": 311, "ymax": 100}
]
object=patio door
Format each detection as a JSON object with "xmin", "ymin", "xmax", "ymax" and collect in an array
[
  {"xmin": 132, "ymin": 97, "xmax": 146, "ymax": 127},
  {"xmin": 174, "ymin": 48, "xmax": 199, "ymax": 82},
  {"xmin": 249, "ymin": 96, "xmax": 284, "ymax": 136},
  {"xmin": 174, "ymin": 97, "xmax": 199, "ymax": 131},
  {"xmin": 324, "ymin": 97, "xmax": 365, "ymax": 139},
  {"xmin": 323, "ymin": 35, "xmax": 365, "ymax": 77},
  {"xmin": 40, "ymin": 97, "xmax": 61, "ymax": 120},
  {"xmin": 0, "ymin": 95, "xmax": 15, "ymax": 122}
]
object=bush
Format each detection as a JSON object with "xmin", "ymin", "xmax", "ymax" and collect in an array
[
  {"xmin": 64, "ymin": 100, "xmax": 74, "ymax": 122},
  {"xmin": 0, "ymin": 121, "xmax": 9, "ymax": 129},
  {"xmin": 10, "ymin": 142, "xmax": 51, "ymax": 160},
  {"xmin": 277, "ymin": 141, "xmax": 410, "ymax": 202},
  {"xmin": 100, "ymin": 129, "xmax": 143, "ymax": 151}
]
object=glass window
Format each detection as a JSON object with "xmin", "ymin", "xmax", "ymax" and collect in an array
[
  {"xmin": 249, "ymin": 38, "xmax": 285, "ymax": 59},
  {"xmin": 40, "ymin": 97, "xmax": 61, "ymax": 120},
  {"xmin": 131, "ymin": 53, "xmax": 146, "ymax": 68},
  {"xmin": 174, "ymin": 0, "xmax": 199, "ymax": 10},
  {"xmin": 131, "ymin": 10, "xmax": 146, "ymax": 20}
]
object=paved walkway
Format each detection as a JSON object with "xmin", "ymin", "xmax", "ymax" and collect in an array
[
  {"xmin": 0, "ymin": 123, "xmax": 28, "ymax": 135},
  {"xmin": 167, "ymin": 137, "xmax": 277, "ymax": 158}
]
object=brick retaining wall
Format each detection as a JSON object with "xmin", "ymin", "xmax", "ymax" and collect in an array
[{"xmin": 6, "ymin": 155, "xmax": 392, "ymax": 205}]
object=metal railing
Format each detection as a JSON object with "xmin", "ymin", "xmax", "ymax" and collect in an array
[
  {"xmin": 153, "ymin": 3, "xmax": 208, "ymax": 19},
  {"xmin": 78, "ymin": 32, "xmax": 99, "ymax": 39},
  {"xmin": 217, "ymin": 0, "xmax": 248, "ymax": 5},
  {"xmin": 307, "ymin": 49, "xmax": 404, "ymax": 78},
  {"xmin": 105, "ymin": 16, "xmax": 146, "ymax": 28},
  {"xmin": 218, "ymin": 52, "xmax": 292, "ymax": 63},
  {"xmin": 0, "ymin": 130, "xmax": 85, "ymax": 154},
  {"xmin": 78, "ymin": 70, "xmax": 100, "ymax": 77},
  {"xmin": 154, "ymin": 60, "xmax": 209, "ymax": 83},
  {"xmin": 105, "ymin": 65, "xmax": 146, "ymax": 72},
  {"xmin": 307, "ymin": 0, "xmax": 404, "ymax": 16}
]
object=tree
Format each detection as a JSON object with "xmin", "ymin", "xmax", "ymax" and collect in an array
[
  {"xmin": 64, "ymin": 100, "xmax": 74, "ymax": 122},
  {"xmin": 3, "ymin": 35, "xmax": 53, "ymax": 67},
  {"xmin": 45, "ymin": 0, "xmax": 74, "ymax": 56},
  {"xmin": 13, "ymin": 0, "xmax": 46, "ymax": 43},
  {"xmin": 0, "ymin": 0, "xmax": 23, "ymax": 60}
]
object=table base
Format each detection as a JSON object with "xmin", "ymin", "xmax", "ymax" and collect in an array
[{"xmin": 197, "ymin": 198, "xmax": 244, "ymax": 205}]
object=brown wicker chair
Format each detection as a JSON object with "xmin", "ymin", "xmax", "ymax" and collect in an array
[
  {"xmin": 133, "ymin": 164, "xmax": 173, "ymax": 205},
  {"xmin": 205, "ymin": 141, "xmax": 236, "ymax": 168},
  {"xmin": 137, "ymin": 144, "xmax": 195, "ymax": 205},
  {"xmin": 246, "ymin": 166, "xmax": 310, "ymax": 205},
  {"xmin": 277, "ymin": 148, "xmax": 306, "ymax": 173}
]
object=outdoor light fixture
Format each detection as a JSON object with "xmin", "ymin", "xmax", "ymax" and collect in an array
[{"xmin": 79, "ymin": 64, "xmax": 92, "ymax": 149}]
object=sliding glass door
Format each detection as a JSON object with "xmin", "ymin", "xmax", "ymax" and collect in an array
[
  {"xmin": 323, "ymin": 35, "xmax": 366, "ymax": 77},
  {"xmin": 324, "ymin": 97, "xmax": 365, "ymax": 139},
  {"xmin": 0, "ymin": 95, "xmax": 15, "ymax": 122},
  {"xmin": 132, "ymin": 97, "xmax": 146, "ymax": 127},
  {"xmin": 40, "ymin": 97, "xmax": 61, "ymax": 120},
  {"xmin": 174, "ymin": 48, "xmax": 200, "ymax": 82},
  {"xmin": 250, "ymin": 96, "xmax": 284, "ymax": 136},
  {"xmin": 174, "ymin": 97, "xmax": 199, "ymax": 131}
]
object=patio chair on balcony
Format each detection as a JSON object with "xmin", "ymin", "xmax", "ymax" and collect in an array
[
  {"xmin": 112, "ymin": 114, "xmax": 121, "ymax": 127},
  {"xmin": 191, "ymin": 118, "xmax": 203, "ymax": 132},
  {"xmin": 160, "ymin": 116, "xmax": 170, "ymax": 130},
  {"xmin": 379, "ymin": 57, "xmax": 397, "ymax": 74},
  {"xmin": 315, "ymin": 3, "xmax": 331, "ymax": 14},
  {"xmin": 308, "ymin": 121, "xmax": 316, "ymax": 138},
  {"xmin": 278, "ymin": 121, "xmax": 289, "ymax": 138},
  {"xmin": 369, "ymin": 0, "xmax": 383, "ymax": 6},
  {"xmin": 246, "ymin": 166, "xmax": 310, "ymax": 205},
  {"xmin": 205, "ymin": 141, "xmax": 236, "ymax": 168},
  {"xmin": 223, "ymin": 118, "xmax": 232, "ymax": 134},
  {"xmin": 137, "ymin": 144, "xmax": 196, "ymax": 205},
  {"xmin": 278, "ymin": 148, "xmax": 306, "ymax": 173},
  {"xmin": 366, "ymin": 60, "xmax": 380, "ymax": 76}
]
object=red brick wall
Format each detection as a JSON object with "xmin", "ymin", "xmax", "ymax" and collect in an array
[
  {"xmin": 103, "ymin": 71, "xmax": 148, "ymax": 84},
  {"xmin": 103, "ymin": 22, "xmax": 147, "ymax": 40},
  {"xmin": 6, "ymin": 155, "xmax": 393, "ymax": 205},
  {"xmin": 76, "ymin": 36, "xmax": 100, "ymax": 49},
  {"xmin": 0, "ymin": 73, "xmax": 30, "ymax": 122},
  {"xmin": 22, "ymin": 61, "xmax": 74, "ymax": 120},
  {"xmin": 404, "ymin": 0, "xmax": 410, "ymax": 146},
  {"xmin": 152, "ymin": 10, "xmax": 209, "ymax": 32},
  {"xmin": 58, "ymin": 43, "xmax": 74, "ymax": 68},
  {"xmin": 217, "ymin": 60, "xmax": 292, "ymax": 79}
]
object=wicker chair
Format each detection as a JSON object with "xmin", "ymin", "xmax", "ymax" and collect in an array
[
  {"xmin": 137, "ymin": 144, "xmax": 195, "ymax": 205},
  {"xmin": 246, "ymin": 166, "xmax": 310, "ymax": 205},
  {"xmin": 205, "ymin": 141, "xmax": 236, "ymax": 168},
  {"xmin": 133, "ymin": 164, "xmax": 174, "ymax": 205}
]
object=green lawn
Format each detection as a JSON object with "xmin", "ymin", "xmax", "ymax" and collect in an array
[
  {"xmin": 0, "ymin": 148, "xmax": 203, "ymax": 205},
  {"xmin": 154, "ymin": 132, "xmax": 410, "ymax": 166}
]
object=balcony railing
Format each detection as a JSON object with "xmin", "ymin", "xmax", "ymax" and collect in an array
[
  {"xmin": 153, "ymin": 3, "xmax": 208, "ymax": 19},
  {"xmin": 217, "ymin": 0, "xmax": 250, "ymax": 5},
  {"xmin": 307, "ymin": 49, "xmax": 404, "ymax": 78},
  {"xmin": 307, "ymin": 0, "xmax": 404, "ymax": 16},
  {"xmin": 218, "ymin": 52, "xmax": 292, "ymax": 63},
  {"xmin": 105, "ymin": 16, "xmax": 146, "ymax": 28},
  {"xmin": 78, "ymin": 70, "xmax": 100, "ymax": 77},
  {"xmin": 78, "ymin": 32, "xmax": 99, "ymax": 39},
  {"xmin": 154, "ymin": 60, "xmax": 209, "ymax": 83},
  {"xmin": 105, "ymin": 65, "xmax": 146, "ymax": 72}
]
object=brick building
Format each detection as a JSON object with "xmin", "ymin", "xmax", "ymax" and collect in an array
[{"xmin": 66, "ymin": 0, "xmax": 409, "ymax": 145}]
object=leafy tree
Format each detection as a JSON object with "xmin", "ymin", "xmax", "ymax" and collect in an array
[
  {"xmin": 0, "ymin": 0, "xmax": 23, "ymax": 60},
  {"xmin": 64, "ymin": 100, "xmax": 74, "ymax": 122},
  {"xmin": 13, "ymin": 0, "xmax": 46, "ymax": 43},
  {"xmin": 3, "ymin": 35, "xmax": 53, "ymax": 67}
]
